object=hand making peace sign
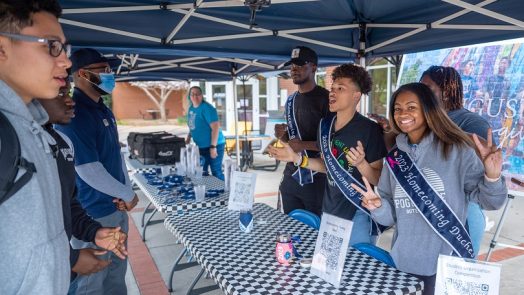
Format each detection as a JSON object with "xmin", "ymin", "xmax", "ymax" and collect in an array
[
  {"xmin": 472, "ymin": 128, "xmax": 502, "ymax": 179},
  {"xmin": 351, "ymin": 177, "xmax": 382, "ymax": 210}
]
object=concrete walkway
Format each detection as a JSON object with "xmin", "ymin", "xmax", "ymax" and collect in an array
[{"xmin": 119, "ymin": 124, "xmax": 524, "ymax": 295}]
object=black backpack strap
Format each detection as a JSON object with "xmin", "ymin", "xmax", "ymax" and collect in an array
[
  {"xmin": 0, "ymin": 157, "xmax": 36, "ymax": 202},
  {"xmin": 0, "ymin": 111, "xmax": 36, "ymax": 205}
]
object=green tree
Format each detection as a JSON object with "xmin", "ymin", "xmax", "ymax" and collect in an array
[{"xmin": 400, "ymin": 60, "xmax": 422, "ymax": 84}]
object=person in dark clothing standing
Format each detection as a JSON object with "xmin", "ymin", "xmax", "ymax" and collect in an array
[
  {"xmin": 36, "ymin": 81, "xmax": 128, "ymax": 280},
  {"xmin": 273, "ymin": 46, "xmax": 330, "ymax": 216}
]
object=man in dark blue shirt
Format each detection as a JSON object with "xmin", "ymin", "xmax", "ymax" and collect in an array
[{"xmin": 57, "ymin": 48, "xmax": 138, "ymax": 295}]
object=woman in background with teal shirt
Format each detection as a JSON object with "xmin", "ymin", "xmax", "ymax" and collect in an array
[{"xmin": 186, "ymin": 86, "xmax": 226, "ymax": 180}]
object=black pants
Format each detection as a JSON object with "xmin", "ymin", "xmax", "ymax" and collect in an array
[
  {"xmin": 411, "ymin": 273, "xmax": 436, "ymax": 295},
  {"xmin": 279, "ymin": 173, "xmax": 326, "ymax": 216}
]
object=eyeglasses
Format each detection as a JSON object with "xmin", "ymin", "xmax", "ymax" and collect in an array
[
  {"xmin": 0, "ymin": 32, "xmax": 71, "ymax": 57},
  {"xmin": 83, "ymin": 66, "xmax": 113, "ymax": 73}
]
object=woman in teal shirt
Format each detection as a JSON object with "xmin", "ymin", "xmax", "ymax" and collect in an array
[{"xmin": 186, "ymin": 86, "xmax": 226, "ymax": 180}]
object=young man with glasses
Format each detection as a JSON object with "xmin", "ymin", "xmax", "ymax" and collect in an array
[
  {"xmin": 0, "ymin": 1, "xmax": 72, "ymax": 293},
  {"xmin": 273, "ymin": 46, "xmax": 331, "ymax": 216},
  {"xmin": 56, "ymin": 48, "xmax": 138, "ymax": 295}
]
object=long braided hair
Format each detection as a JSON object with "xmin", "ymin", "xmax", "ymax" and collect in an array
[{"xmin": 420, "ymin": 66, "xmax": 463, "ymax": 111}]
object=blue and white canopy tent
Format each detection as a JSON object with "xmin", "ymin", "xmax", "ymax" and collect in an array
[
  {"xmin": 59, "ymin": 0, "xmax": 524, "ymax": 110},
  {"xmin": 60, "ymin": 0, "xmax": 524, "ymax": 69},
  {"xmin": 58, "ymin": 0, "xmax": 524, "ymax": 160}
]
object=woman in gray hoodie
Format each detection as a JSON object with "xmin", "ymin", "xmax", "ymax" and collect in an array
[{"xmin": 352, "ymin": 83, "xmax": 507, "ymax": 295}]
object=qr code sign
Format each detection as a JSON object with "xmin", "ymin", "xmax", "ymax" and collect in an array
[
  {"xmin": 319, "ymin": 232, "xmax": 343, "ymax": 271},
  {"xmin": 445, "ymin": 278, "xmax": 489, "ymax": 295}
]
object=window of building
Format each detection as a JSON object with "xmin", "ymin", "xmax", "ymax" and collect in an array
[
  {"xmin": 211, "ymin": 84, "xmax": 227, "ymax": 128},
  {"xmin": 315, "ymin": 67, "xmax": 327, "ymax": 88},
  {"xmin": 367, "ymin": 59, "xmax": 397, "ymax": 118},
  {"xmin": 259, "ymin": 77, "xmax": 267, "ymax": 115},
  {"xmin": 198, "ymin": 81, "xmax": 206, "ymax": 96}
]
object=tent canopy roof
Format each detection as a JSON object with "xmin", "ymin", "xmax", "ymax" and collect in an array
[{"xmin": 59, "ymin": 0, "xmax": 524, "ymax": 80}]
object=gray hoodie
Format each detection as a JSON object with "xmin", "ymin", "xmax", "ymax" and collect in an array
[
  {"xmin": 372, "ymin": 133, "xmax": 507, "ymax": 276},
  {"xmin": 0, "ymin": 81, "xmax": 69, "ymax": 294}
]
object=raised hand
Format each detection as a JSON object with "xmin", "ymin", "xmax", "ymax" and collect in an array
[
  {"xmin": 346, "ymin": 141, "xmax": 366, "ymax": 167},
  {"xmin": 472, "ymin": 128, "xmax": 502, "ymax": 179},
  {"xmin": 266, "ymin": 141, "xmax": 300, "ymax": 163},
  {"xmin": 95, "ymin": 227, "xmax": 128, "ymax": 259},
  {"xmin": 351, "ymin": 177, "xmax": 382, "ymax": 210}
]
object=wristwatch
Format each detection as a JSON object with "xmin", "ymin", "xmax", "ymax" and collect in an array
[{"xmin": 210, "ymin": 145, "xmax": 217, "ymax": 149}]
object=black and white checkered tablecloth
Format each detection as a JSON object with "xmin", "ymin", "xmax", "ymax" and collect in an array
[
  {"xmin": 131, "ymin": 173, "xmax": 227, "ymax": 213},
  {"xmin": 165, "ymin": 203, "xmax": 424, "ymax": 295}
]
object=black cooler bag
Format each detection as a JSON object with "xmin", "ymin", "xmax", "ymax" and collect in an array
[{"xmin": 127, "ymin": 132, "xmax": 185, "ymax": 165}]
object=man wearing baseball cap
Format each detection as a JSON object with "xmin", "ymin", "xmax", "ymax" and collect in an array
[
  {"xmin": 274, "ymin": 46, "xmax": 331, "ymax": 216},
  {"xmin": 56, "ymin": 48, "xmax": 137, "ymax": 295}
]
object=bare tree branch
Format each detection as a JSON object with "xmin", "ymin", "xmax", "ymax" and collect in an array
[{"xmin": 130, "ymin": 81, "xmax": 189, "ymax": 121}]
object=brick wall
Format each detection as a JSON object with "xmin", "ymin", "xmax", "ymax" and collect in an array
[
  {"xmin": 279, "ymin": 78, "xmax": 298, "ymax": 95},
  {"xmin": 324, "ymin": 67, "xmax": 335, "ymax": 90},
  {"xmin": 112, "ymin": 82, "xmax": 187, "ymax": 120}
]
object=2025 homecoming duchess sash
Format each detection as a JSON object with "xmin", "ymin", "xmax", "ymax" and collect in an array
[
  {"xmin": 386, "ymin": 147, "xmax": 475, "ymax": 259},
  {"xmin": 286, "ymin": 92, "xmax": 316, "ymax": 186},
  {"xmin": 320, "ymin": 116, "xmax": 382, "ymax": 234}
]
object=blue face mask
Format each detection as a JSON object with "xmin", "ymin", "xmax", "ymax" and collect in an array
[
  {"xmin": 96, "ymin": 73, "xmax": 116, "ymax": 94},
  {"xmin": 84, "ymin": 70, "xmax": 115, "ymax": 95}
]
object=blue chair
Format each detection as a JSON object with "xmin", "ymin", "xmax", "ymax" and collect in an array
[
  {"xmin": 353, "ymin": 243, "xmax": 396, "ymax": 268},
  {"xmin": 288, "ymin": 209, "xmax": 321, "ymax": 230}
]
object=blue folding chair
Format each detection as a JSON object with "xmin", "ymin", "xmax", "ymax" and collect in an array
[
  {"xmin": 288, "ymin": 209, "xmax": 321, "ymax": 230},
  {"xmin": 352, "ymin": 243, "xmax": 396, "ymax": 268}
]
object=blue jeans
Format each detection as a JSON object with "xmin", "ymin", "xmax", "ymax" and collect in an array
[
  {"xmin": 349, "ymin": 209, "xmax": 377, "ymax": 246},
  {"xmin": 199, "ymin": 144, "xmax": 225, "ymax": 180},
  {"xmin": 69, "ymin": 210, "xmax": 128, "ymax": 295},
  {"xmin": 68, "ymin": 277, "xmax": 78, "ymax": 295},
  {"xmin": 467, "ymin": 202, "xmax": 486, "ymax": 257}
]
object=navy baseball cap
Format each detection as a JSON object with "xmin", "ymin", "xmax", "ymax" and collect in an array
[
  {"xmin": 70, "ymin": 48, "xmax": 119, "ymax": 73},
  {"xmin": 284, "ymin": 46, "xmax": 318, "ymax": 66}
]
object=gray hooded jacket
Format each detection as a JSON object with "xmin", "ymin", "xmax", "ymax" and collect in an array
[
  {"xmin": 372, "ymin": 133, "xmax": 507, "ymax": 276},
  {"xmin": 0, "ymin": 80, "xmax": 69, "ymax": 294}
]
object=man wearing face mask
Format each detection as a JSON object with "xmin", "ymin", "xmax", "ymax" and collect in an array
[{"xmin": 56, "ymin": 48, "xmax": 138, "ymax": 295}]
